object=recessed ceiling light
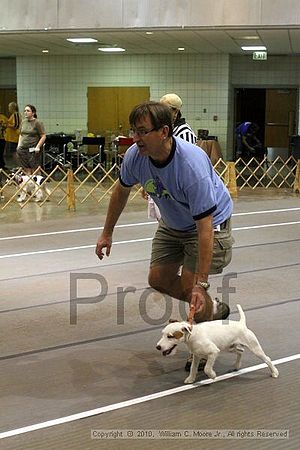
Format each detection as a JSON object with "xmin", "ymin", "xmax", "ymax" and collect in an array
[
  {"xmin": 67, "ymin": 38, "xmax": 98, "ymax": 43},
  {"xmin": 236, "ymin": 35, "xmax": 259, "ymax": 40},
  {"xmin": 241, "ymin": 45, "xmax": 266, "ymax": 51},
  {"xmin": 146, "ymin": 32, "xmax": 153, "ymax": 35},
  {"xmin": 42, "ymin": 49, "xmax": 49, "ymax": 53},
  {"xmin": 178, "ymin": 47, "xmax": 185, "ymax": 51},
  {"xmin": 98, "ymin": 47, "xmax": 125, "ymax": 52}
]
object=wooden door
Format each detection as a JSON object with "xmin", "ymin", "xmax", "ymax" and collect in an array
[
  {"xmin": 265, "ymin": 89, "xmax": 297, "ymax": 148},
  {"xmin": 87, "ymin": 87, "xmax": 150, "ymax": 140},
  {"xmin": 117, "ymin": 87, "xmax": 150, "ymax": 135}
]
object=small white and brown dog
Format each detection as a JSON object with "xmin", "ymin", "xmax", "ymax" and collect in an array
[
  {"xmin": 13, "ymin": 174, "xmax": 51, "ymax": 202},
  {"xmin": 156, "ymin": 304, "xmax": 279, "ymax": 383}
]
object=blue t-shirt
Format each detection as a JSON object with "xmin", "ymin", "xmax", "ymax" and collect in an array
[
  {"xmin": 236, "ymin": 122, "xmax": 251, "ymax": 136},
  {"xmin": 120, "ymin": 137, "xmax": 233, "ymax": 232}
]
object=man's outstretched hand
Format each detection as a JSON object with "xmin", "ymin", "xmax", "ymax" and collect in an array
[{"xmin": 95, "ymin": 234, "xmax": 112, "ymax": 260}]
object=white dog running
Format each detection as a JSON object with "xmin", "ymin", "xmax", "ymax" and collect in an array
[
  {"xmin": 14, "ymin": 175, "xmax": 51, "ymax": 202},
  {"xmin": 156, "ymin": 304, "xmax": 279, "ymax": 383}
]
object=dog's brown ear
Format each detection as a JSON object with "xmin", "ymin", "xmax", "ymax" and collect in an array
[
  {"xmin": 173, "ymin": 331, "xmax": 184, "ymax": 339},
  {"xmin": 169, "ymin": 318, "xmax": 179, "ymax": 323}
]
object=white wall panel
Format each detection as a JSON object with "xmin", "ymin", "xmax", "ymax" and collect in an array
[
  {"xmin": 261, "ymin": 0, "xmax": 300, "ymax": 25},
  {"xmin": 0, "ymin": 0, "xmax": 58, "ymax": 30},
  {"xmin": 58, "ymin": 0, "xmax": 123, "ymax": 28},
  {"xmin": 123, "ymin": 0, "xmax": 187, "ymax": 27},
  {"xmin": 2, "ymin": 0, "xmax": 300, "ymax": 31},
  {"xmin": 187, "ymin": 0, "xmax": 261, "ymax": 27}
]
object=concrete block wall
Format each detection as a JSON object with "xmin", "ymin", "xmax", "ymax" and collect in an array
[{"xmin": 16, "ymin": 53, "xmax": 230, "ymax": 152}]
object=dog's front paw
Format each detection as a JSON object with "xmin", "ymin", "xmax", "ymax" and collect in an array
[
  {"xmin": 184, "ymin": 375, "xmax": 196, "ymax": 384},
  {"xmin": 271, "ymin": 368, "xmax": 279, "ymax": 378},
  {"xmin": 204, "ymin": 369, "xmax": 216, "ymax": 379}
]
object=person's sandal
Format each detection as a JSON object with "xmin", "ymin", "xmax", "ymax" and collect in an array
[{"xmin": 212, "ymin": 298, "xmax": 230, "ymax": 320}]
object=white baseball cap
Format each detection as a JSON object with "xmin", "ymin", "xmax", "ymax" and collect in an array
[{"xmin": 160, "ymin": 93, "xmax": 183, "ymax": 110}]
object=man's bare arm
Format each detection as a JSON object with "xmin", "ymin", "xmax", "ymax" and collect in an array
[{"xmin": 95, "ymin": 180, "xmax": 131, "ymax": 259}]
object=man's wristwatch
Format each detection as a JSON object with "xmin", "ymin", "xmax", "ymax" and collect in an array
[{"xmin": 195, "ymin": 281, "xmax": 210, "ymax": 290}]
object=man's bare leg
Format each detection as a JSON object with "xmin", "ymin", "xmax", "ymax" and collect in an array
[{"xmin": 148, "ymin": 263, "xmax": 195, "ymax": 302}]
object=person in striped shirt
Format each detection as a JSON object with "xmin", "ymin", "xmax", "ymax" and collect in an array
[{"xmin": 160, "ymin": 93, "xmax": 197, "ymax": 144}]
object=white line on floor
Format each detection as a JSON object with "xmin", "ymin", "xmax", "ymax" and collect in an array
[
  {"xmin": 233, "ymin": 207, "xmax": 300, "ymax": 216},
  {"xmin": 1, "ymin": 206, "xmax": 300, "ymax": 241},
  {"xmin": 0, "ymin": 237, "xmax": 153, "ymax": 259},
  {"xmin": 0, "ymin": 221, "xmax": 156, "ymax": 241},
  {"xmin": 1, "ymin": 220, "xmax": 300, "ymax": 259},
  {"xmin": 0, "ymin": 353, "xmax": 299, "ymax": 440},
  {"xmin": 233, "ymin": 221, "xmax": 300, "ymax": 231}
]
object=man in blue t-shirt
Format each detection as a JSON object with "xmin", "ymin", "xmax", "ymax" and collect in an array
[
  {"xmin": 95, "ymin": 102, "xmax": 234, "ymax": 325},
  {"xmin": 235, "ymin": 121, "xmax": 264, "ymax": 161}
]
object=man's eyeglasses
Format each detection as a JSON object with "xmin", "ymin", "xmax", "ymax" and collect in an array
[{"xmin": 131, "ymin": 127, "xmax": 156, "ymax": 137}]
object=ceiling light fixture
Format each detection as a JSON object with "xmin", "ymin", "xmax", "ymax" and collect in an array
[
  {"xmin": 67, "ymin": 38, "xmax": 98, "ymax": 43},
  {"xmin": 178, "ymin": 47, "xmax": 185, "ymax": 51},
  {"xmin": 241, "ymin": 45, "xmax": 266, "ymax": 51},
  {"xmin": 42, "ymin": 49, "xmax": 49, "ymax": 53},
  {"xmin": 146, "ymin": 32, "xmax": 153, "ymax": 35},
  {"xmin": 239, "ymin": 36, "xmax": 260, "ymax": 40},
  {"xmin": 98, "ymin": 47, "xmax": 125, "ymax": 52}
]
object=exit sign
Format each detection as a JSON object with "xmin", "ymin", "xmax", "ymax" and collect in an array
[{"xmin": 253, "ymin": 51, "xmax": 267, "ymax": 60}]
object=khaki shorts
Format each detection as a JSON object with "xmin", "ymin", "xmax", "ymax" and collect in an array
[{"xmin": 150, "ymin": 218, "xmax": 233, "ymax": 274}]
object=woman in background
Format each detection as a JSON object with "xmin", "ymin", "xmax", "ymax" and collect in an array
[
  {"xmin": 4, "ymin": 102, "xmax": 21, "ymax": 168},
  {"xmin": 17, "ymin": 104, "xmax": 46, "ymax": 175}
]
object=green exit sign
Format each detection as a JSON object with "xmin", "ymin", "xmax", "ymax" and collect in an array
[{"xmin": 253, "ymin": 51, "xmax": 267, "ymax": 60}]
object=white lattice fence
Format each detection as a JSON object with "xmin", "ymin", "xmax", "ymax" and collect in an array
[{"xmin": 1, "ymin": 156, "xmax": 299, "ymax": 210}]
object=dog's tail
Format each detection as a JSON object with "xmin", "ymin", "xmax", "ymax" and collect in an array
[{"xmin": 236, "ymin": 304, "xmax": 246, "ymax": 326}]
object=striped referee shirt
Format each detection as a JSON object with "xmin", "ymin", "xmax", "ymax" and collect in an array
[{"xmin": 173, "ymin": 118, "xmax": 197, "ymax": 144}]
